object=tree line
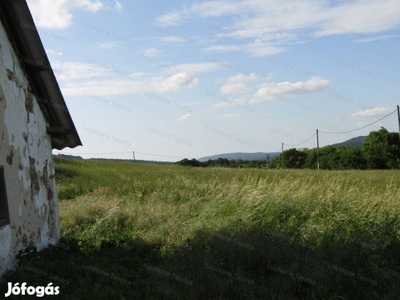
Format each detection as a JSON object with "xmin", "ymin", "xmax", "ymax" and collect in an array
[
  {"xmin": 175, "ymin": 157, "xmax": 267, "ymax": 168},
  {"xmin": 175, "ymin": 127, "xmax": 400, "ymax": 170}
]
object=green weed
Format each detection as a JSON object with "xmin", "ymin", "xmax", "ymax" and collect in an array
[{"xmin": 1, "ymin": 157, "xmax": 399, "ymax": 299}]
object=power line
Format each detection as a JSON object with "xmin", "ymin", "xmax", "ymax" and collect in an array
[
  {"xmin": 319, "ymin": 109, "xmax": 397, "ymax": 135},
  {"xmin": 134, "ymin": 152, "xmax": 184, "ymax": 159},
  {"xmin": 277, "ymin": 106, "xmax": 399, "ymax": 170},
  {"xmin": 58, "ymin": 108, "xmax": 398, "ymax": 162},
  {"xmin": 284, "ymin": 133, "xmax": 316, "ymax": 147},
  {"xmin": 56, "ymin": 152, "xmax": 132, "ymax": 155}
]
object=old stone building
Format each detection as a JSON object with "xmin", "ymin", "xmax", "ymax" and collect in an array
[{"xmin": 0, "ymin": 0, "xmax": 81, "ymax": 275}]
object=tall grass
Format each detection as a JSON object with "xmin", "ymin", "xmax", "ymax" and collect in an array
[{"xmin": 2, "ymin": 157, "xmax": 400, "ymax": 299}]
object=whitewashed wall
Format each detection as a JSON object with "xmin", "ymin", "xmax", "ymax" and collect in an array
[{"xmin": 0, "ymin": 18, "xmax": 60, "ymax": 275}]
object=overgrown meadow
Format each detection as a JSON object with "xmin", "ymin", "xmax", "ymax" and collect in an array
[{"xmin": 2, "ymin": 157, "xmax": 400, "ymax": 299}]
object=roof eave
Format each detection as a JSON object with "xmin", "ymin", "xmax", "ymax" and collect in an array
[{"xmin": 0, "ymin": 0, "xmax": 82, "ymax": 150}]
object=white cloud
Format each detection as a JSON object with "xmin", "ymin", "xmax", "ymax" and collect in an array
[
  {"xmin": 153, "ymin": 72, "xmax": 198, "ymax": 92},
  {"xmin": 216, "ymin": 72, "xmax": 328, "ymax": 101},
  {"xmin": 95, "ymin": 41, "xmax": 118, "ymax": 49},
  {"xmin": 220, "ymin": 82, "xmax": 251, "ymax": 94},
  {"xmin": 156, "ymin": 11, "xmax": 183, "ymax": 27},
  {"xmin": 176, "ymin": 113, "xmax": 194, "ymax": 122},
  {"xmin": 46, "ymin": 49, "xmax": 63, "ymax": 56},
  {"xmin": 156, "ymin": 1, "xmax": 246, "ymax": 27},
  {"xmin": 27, "ymin": 0, "xmax": 104, "ymax": 29},
  {"xmin": 160, "ymin": 36, "xmax": 189, "ymax": 43},
  {"xmin": 155, "ymin": 1, "xmax": 245, "ymax": 27},
  {"xmin": 130, "ymin": 72, "xmax": 149, "ymax": 78},
  {"xmin": 156, "ymin": 0, "xmax": 400, "ymax": 56},
  {"xmin": 251, "ymin": 76, "xmax": 331, "ymax": 103},
  {"xmin": 203, "ymin": 45, "xmax": 242, "ymax": 53},
  {"xmin": 218, "ymin": 114, "xmax": 241, "ymax": 119},
  {"xmin": 213, "ymin": 101, "xmax": 230, "ymax": 109},
  {"xmin": 356, "ymin": 34, "xmax": 400, "ymax": 43},
  {"xmin": 115, "ymin": 1, "xmax": 122, "ymax": 11},
  {"xmin": 61, "ymin": 71, "xmax": 198, "ymax": 96},
  {"xmin": 53, "ymin": 60, "xmax": 199, "ymax": 95},
  {"xmin": 349, "ymin": 107, "xmax": 390, "ymax": 118},
  {"xmin": 51, "ymin": 61, "xmax": 109, "ymax": 80},
  {"xmin": 143, "ymin": 47, "xmax": 160, "ymax": 57},
  {"xmin": 190, "ymin": 1, "xmax": 245, "ymax": 18},
  {"xmin": 174, "ymin": 63, "xmax": 220, "ymax": 74},
  {"xmin": 244, "ymin": 42, "xmax": 286, "ymax": 57},
  {"xmin": 62, "ymin": 72, "xmax": 198, "ymax": 95},
  {"xmin": 227, "ymin": 73, "xmax": 257, "ymax": 83},
  {"xmin": 218, "ymin": 73, "xmax": 257, "ymax": 94},
  {"xmin": 213, "ymin": 97, "xmax": 247, "ymax": 108},
  {"xmin": 62, "ymin": 78, "xmax": 145, "ymax": 96},
  {"xmin": 316, "ymin": 0, "xmax": 400, "ymax": 37}
]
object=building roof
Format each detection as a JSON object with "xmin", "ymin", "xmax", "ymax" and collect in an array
[{"xmin": 0, "ymin": 0, "xmax": 82, "ymax": 150}]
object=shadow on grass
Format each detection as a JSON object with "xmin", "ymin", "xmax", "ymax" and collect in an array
[{"xmin": 1, "ymin": 221, "xmax": 399, "ymax": 300}]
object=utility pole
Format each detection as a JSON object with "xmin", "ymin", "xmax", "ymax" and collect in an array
[
  {"xmin": 133, "ymin": 151, "xmax": 136, "ymax": 163},
  {"xmin": 316, "ymin": 129, "xmax": 320, "ymax": 170},
  {"xmin": 281, "ymin": 143, "xmax": 284, "ymax": 169},
  {"xmin": 397, "ymin": 105, "xmax": 400, "ymax": 140}
]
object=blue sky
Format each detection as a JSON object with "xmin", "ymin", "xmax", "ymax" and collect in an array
[{"xmin": 27, "ymin": 0, "xmax": 400, "ymax": 161}]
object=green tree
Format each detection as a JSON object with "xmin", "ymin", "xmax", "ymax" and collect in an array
[
  {"xmin": 206, "ymin": 159, "xmax": 215, "ymax": 167},
  {"xmin": 229, "ymin": 159, "xmax": 238, "ymax": 168},
  {"xmin": 303, "ymin": 148, "xmax": 318, "ymax": 169},
  {"xmin": 319, "ymin": 146, "xmax": 342, "ymax": 170},
  {"xmin": 283, "ymin": 148, "xmax": 307, "ymax": 169},
  {"xmin": 339, "ymin": 147, "xmax": 367, "ymax": 169},
  {"xmin": 175, "ymin": 158, "xmax": 206, "ymax": 167},
  {"xmin": 270, "ymin": 154, "xmax": 282, "ymax": 169},
  {"xmin": 361, "ymin": 127, "xmax": 400, "ymax": 169},
  {"xmin": 215, "ymin": 158, "xmax": 230, "ymax": 167}
]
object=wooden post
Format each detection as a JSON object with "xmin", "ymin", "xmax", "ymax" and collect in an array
[
  {"xmin": 281, "ymin": 143, "xmax": 284, "ymax": 169},
  {"xmin": 397, "ymin": 105, "xmax": 400, "ymax": 141},
  {"xmin": 316, "ymin": 129, "xmax": 320, "ymax": 170}
]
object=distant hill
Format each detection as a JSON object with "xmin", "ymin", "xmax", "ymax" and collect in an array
[
  {"xmin": 331, "ymin": 136, "xmax": 367, "ymax": 147},
  {"xmin": 55, "ymin": 154, "xmax": 83, "ymax": 160},
  {"xmin": 198, "ymin": 136, "xmax": 368, "ymax": 161},
  {"xmin": 198, "ymin": 152, "xmax": 280, "ymax": 162}
]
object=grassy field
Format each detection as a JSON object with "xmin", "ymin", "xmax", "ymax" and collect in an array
[{"xmin": 2, "ymin": 157, "xmax": 400, "ymax": 299}]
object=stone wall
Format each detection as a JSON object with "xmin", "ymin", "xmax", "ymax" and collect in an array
[{"xmin": 0, "ymin": 17, "xmax": 59, "ymax": 275}]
